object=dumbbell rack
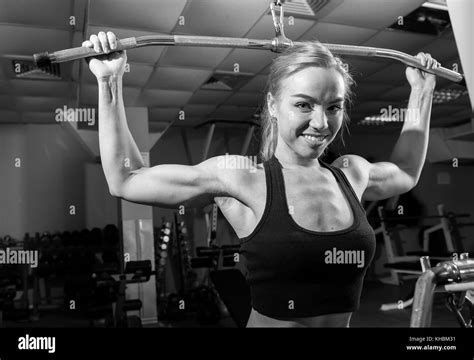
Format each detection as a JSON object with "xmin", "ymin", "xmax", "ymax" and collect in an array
[{"xmin": 90, "ymin": 260, "xmax": 152, "ymax": 327}]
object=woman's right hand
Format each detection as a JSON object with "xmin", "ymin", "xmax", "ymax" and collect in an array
[{"xmin": 82, "ymin": 31, "xmax": 127, "ymax": 79}]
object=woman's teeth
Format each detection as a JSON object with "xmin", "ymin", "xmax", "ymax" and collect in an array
[{"xmin": 303, "ymin": 134, "xmax": 326, "ymax": 141}]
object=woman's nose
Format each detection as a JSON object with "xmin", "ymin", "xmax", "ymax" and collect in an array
[{"xmin": 309, "ymin": 107, "xmax": 328, "ymax": 131}]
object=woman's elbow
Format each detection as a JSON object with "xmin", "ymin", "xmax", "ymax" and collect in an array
[{"xmin": 108, "ymin": 187, "xmax": 122, "ymax": 198}]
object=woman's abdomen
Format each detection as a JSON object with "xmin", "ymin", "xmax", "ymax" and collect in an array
[{"xmin": 246, "ymin": 308, "xmax": 352, "ymax": 327}]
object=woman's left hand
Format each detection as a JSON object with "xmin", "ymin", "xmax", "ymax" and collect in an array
[{"xmin": 405, "ymin": 52, "xmax": 439, "ymax": 91}]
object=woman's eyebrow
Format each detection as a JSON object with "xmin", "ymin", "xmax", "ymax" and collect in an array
[{"xmin": 291, "ymin": 93, "xmax": 344, "ymax": 104}]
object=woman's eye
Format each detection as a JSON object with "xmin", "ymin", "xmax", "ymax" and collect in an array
[
  {"xmin": 296, "ymin": 102, "xmax": 312, "ymax": 111},
  {"xmin": 327, "ymin": 105, "xmax": 343, "ymax": 113}
]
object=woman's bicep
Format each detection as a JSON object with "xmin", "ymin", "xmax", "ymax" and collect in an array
[
  {"xmin": 115, "ymin": 157, "xmax": 226, "ymax": 208},
  {"xmin": 362, "ymin": 161, "xmax": 416, "ymax": 201}
]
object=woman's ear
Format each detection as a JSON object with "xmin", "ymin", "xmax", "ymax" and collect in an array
[{"xmin": 267, "ymin": 92, "xmax": 276, "ymax": 117}]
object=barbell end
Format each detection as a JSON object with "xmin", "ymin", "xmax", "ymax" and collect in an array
[{"xmin": 33, "ymin": 52, "xmax": 52, "ymax": 67}]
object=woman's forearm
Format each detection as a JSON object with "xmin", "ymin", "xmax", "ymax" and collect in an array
[
  {"xmin": 98, "ymin": 75, "xmax": 145, "ymax": 195},
  {"xmin": 389, "ymin": 87, "xmax": 434, "ymax": 184}
]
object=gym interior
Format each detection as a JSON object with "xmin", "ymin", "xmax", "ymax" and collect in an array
[{"xmin": 0, "ymin": 0, "xmax": 473, "ymax": 330}]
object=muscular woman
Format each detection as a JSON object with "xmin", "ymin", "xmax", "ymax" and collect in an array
[{"xmin": 83, "ymin": 31, "xmax": 439, "ymax": 327}]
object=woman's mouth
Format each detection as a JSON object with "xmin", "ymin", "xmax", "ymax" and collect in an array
[{"xmin": 300, "ymin": 133, "xmax": 328, "ymax": 146}]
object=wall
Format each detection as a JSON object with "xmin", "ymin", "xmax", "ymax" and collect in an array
[
  {"xmin": 85, "ymin": 162, "xmax": 118, "ymax": 230},
  {"xmin": 0, "ymin": 125, "xmax": 27, "ymax": 239},
  {"xmin": 0, "ymin": 124, "xmax": 94, "ymax": 239}
]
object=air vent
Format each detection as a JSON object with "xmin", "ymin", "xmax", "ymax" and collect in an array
[
  {"xmin": 11, "ymin": 59, "xmax": 61, "ymax": 80},
  {"xmin": 389, "ymin": 4, "xmax": 451, "ymax": 35},
  {"xmin": 201, "ymin": 72, "xmax": 253, "ymax": 91},
  {"xmin": 268, "ymin": 0, "xmax": 344, "ymax": 19},
  {"xmin": 281, "ymin": 0, "xmax": 320, "ymax": 17}
]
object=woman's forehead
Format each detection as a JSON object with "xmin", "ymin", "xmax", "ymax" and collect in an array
[{"xmin": 281, "ymin": 67, "xmax": 345, "ymax": 97}]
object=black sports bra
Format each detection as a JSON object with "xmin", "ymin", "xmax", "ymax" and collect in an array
[{"xmin": 239, "ymin": 155, "xmax": 376, "ymax": 318}]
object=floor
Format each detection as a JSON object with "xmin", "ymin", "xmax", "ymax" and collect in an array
[{"xmin": 1, "ymin": 279, "xmax": 467, "ymax": 328}]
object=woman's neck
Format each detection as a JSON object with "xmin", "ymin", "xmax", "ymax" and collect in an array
[{"xmin": 273, "ymin": 148, "xmax": 322, "ymax": 170}]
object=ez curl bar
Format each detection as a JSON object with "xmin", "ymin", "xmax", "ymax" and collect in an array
[{"xmin": 33, "ymin": 1, "xmax": 464, "ymax": 84}]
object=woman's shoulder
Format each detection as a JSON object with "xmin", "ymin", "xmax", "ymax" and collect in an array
[
  {"xmin": 209, "ymin": 154, "xmax": 265, "ymax": 187},
  {"xmin": 330, "ymin": 154, "xmax": 371, "ymax": 185}
]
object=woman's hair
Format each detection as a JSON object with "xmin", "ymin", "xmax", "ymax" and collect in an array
[{"xmin": 259, "ymin": 41, "xmax": 355, "ymax": 162}]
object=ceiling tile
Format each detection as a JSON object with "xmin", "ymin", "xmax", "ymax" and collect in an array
[
  {"xmin": 216, "ymin": 13, "xmax": 315, "ymax": 75},
  {"xmin": 0, "ymin": 110, "xmax": 20, "ymax": 123},
  {"xmin": 224, "ymin": 92, "xmax": 263, "ymax": 107},
  {"xmin": 149, "ymin": 107, "xmax": 181, "ymax": 122},
  {"xmin": 362, "ymin": 29, "xmax": 434, "ymax": 55},
  {"xmin": 210, "ymin": 105, "xmax": 257, "ymax": 120},
  {"xmin": 89, "ymin": 0, "xmax": 187, "ymax": 33},
  {"xmin": 0, "ymin": 95, "xmax": 16, "ymax": 110},
  {"xmin": 124, "ymin": 63, "xmax": 154, "ymax": 87},
  {"xmin": 80, "ymin": 84, "xmax": 97, "ymax": 104},
  {"xmin": 140, "ymin": 89, "xmax": 193, "ymax": 107},
  {"xmin": 80, "ymin": 61, "xmax": 98, "ymax": 84},
  {"xmin": 22, "ymin": 112, "xmax": 58, "ymax": 124},
  {"xmin": 123, "ymin": 87, "xmax": 142, "ymax": 107},
  {"xmin": 169, "ymin": 117, "xmax": 202, "ymax": 127},
  {"xmin": 0, "ymin": 25, "xmax": 71, "ymax": 56},
  {"xmin": 322, "ymin": 0, "xmax": 425, "ymax": 29},
  {"xmin": 86, "ymin": 26, "xmax": 166, "ymax": 64},
  {"xmin": 259, "ymin": 64, "xmax": 271, "ymax": 75},
  {"xmin": 15, "ymin": 96, "xmax": 73, "ymax": 112},
  {"xmin": 418, "ymin": 38, "xmax": 459, "ymax": 64},
  {"xmin": 344, "ymin": 57, "xmax": 392, "ymax": 80},
  {"xmin": 182, "ymin": 104, "xmax": 216, "ymax": 117},
  {"xmin": 300, "ymin": 22, "xmax": 378, "ymax": 45},
  {"xmin": 248, "ymin": 14, "xmax": 315, "ymax": 41},
  {"xmin": 0, "ymin": 78, "xmax": 9, "ymax": 93},
  {"xmin": 188, "ymin": 90, "xmax": 231, "ymax": 105},
  {"xmin": 217, "ymin": 49, "xmax": 276, "ymax": 74},
  {"xmin": 159, "ymin": 47, "xmax": 232, "ymax": 68},
  {"xmin": 178, "ymin": 0, "xmax": 270, "ymax": 37},
  {"xmin": 5, "ymin": 79, "xmax": 75, "ymax": 97},
  {"xmin": 0, "ymin": 0, "xmax": 86, "ymax": 30},
  {"xmin": 363, "ymin": 63, "xmax": 408, "ymax": 86},
  {"xmin": 149, "ymin": 121, "xmax": 174, "ymax": 132},
  {"xmin": 147, "ymin": 67, "xmax": 212, "ymax": 91},
  {"xmin": 239, "ymin": 74, "xmax": 268, "ymax": 93}
]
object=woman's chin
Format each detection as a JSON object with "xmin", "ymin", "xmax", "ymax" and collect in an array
[{"xmin": 296, "ymin": 146, "xmax": 326, "ymax": 159}]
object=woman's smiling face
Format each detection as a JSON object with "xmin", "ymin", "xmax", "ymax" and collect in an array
[{"xmin": 268, "ymin": 66, "xmax": 347, "ymax": 160}]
